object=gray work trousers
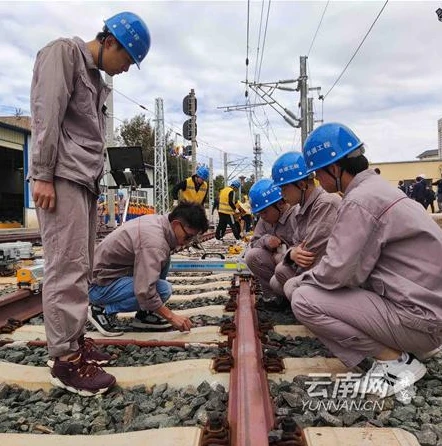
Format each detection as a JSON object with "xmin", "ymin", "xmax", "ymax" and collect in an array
[
  {"xmin": 270, "ymin": 261, "xmax": 297, "ymax": 297},
  {"xmin": 291, "ymin": 285, "xmax": 442, "ymax": 368},
  {"xmin": 245, "ymin": 247, "xmax": 283, "ymax": 297},
  {"xmin": 36, "ymin": 178, "xmax": 97, "ymax": 357}
]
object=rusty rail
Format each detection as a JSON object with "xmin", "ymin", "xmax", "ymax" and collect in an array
[
  {"xmin": 228, "ymin": 275, "xmax": 275, "ymax": 445},
  {"xmin": 0, "ymin": 289, "xmax": 42, "ymax": 331}
]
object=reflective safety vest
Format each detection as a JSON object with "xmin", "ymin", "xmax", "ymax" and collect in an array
[
  {"xmin": 219, "ymin": 186, "xmax": 235, "ymax": 215},
  {"xmin": 180, "ymin": 176, "xmax": 208, "ymax": 204}
]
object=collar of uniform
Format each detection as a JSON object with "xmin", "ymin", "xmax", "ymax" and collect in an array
[
  {"xmin": 73, "ymin": 36, "xmax": 98, "ymax": 70},
  {"xmin": 343, "ymin": 169, "xmax": 376, "ymax": 197},
  {"xmin": 163, "ymin": 213, "xmax": 179, "ymax": 251},
  {"xmin": 278, "ymin": 203, "xmax": 298, "ymax": 224},
  {"xmin": 297, "ymin": 186, "xmax": 323, "ymax": 216}
]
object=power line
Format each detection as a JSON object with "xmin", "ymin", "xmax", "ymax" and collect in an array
[
  {"xmin": 307, "ymin": 1, "xmax": 330, "ymax": 57},
  {"xmin": 323, "ymin": 0, "xmax": 389, "ymax": 99}
]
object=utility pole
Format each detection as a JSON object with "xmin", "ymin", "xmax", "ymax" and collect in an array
[
  {"xmin": 223, "ymin": 152, "xmax": 228, "ymax": 186},
  {"xmin": 209, "ymin": 157, "xmax": 214, "ymax": 224},
  {"xmin": 307, "ymin": 97, "xmax": 314, "ymax": 134},
  {"xmin": 154, "ymin": 97, "xmax": 169, "ymax": 214},
  {"xmin": 183, "ymin": 90, "xmax": 197, "ymax": 173},
  {"xmin": 253, "ymin": 134, "xmax": 263, "ymax": 181},
  {"xmin": 299, "ymin": 56, "xmax": 308, "ymax": 147},
  {"xmin": 105, "ymin": 74, "xmax": 116, "ymax": 227},
  {"xmin": 190, "ymin": 89, "xmax": 197, "ymax": 172}
]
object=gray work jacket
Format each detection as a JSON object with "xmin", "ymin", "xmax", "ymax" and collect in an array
[
  {"xmin": 92, "ymin": 214, "xmax": 179, "ymax": 312},
  {"xmin": 285, "ymin": 169, "xmax": 442, "ymax": 333},
  {"xmin": 30, "ymin": 37, "xmax": 110, "ymax": 194},
  {"xmin": 250, "ymin": 205, "xmax": 298, "ymax": 250}
]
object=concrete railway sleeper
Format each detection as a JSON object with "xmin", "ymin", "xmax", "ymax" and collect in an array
[{"xmin": 0, "ymin": 240, "xmax": 435, "ymax": 444}]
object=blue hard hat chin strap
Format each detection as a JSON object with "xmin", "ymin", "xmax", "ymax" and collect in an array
[
  {"xmin": 294, "ymin": 181, "xmax": 308, "ymax": 207},
  {"xmin": 324, "ymin": 166, "xmax": 343, "ymax": 193}
]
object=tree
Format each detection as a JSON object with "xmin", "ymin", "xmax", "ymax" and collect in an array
[{"xmin": 115, "ymin": 114, "xmax": 191, "ymax": 194}]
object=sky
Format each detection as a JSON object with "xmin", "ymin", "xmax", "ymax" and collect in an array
[{"xmin": 1, "ymin": 0, "xmax": 442, "ymax": 178}]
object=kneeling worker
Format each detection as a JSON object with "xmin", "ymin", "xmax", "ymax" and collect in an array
[{"xmin": 88, "ymin": 202, "xmax": 209, "ymax": 336}]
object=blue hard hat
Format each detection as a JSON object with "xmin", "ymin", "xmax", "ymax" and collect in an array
[
  {"xmin": 104, "ymin": 12, "xmax": 151, "ymax": 68},
  {"xmin": 248, "ymin": 179, "xmax": 283, "ymax": 214},
  {"xmin": 303, "ymin": 123, "xmax": 363, "ymax": 172},
  {"xmin": 271, "ymin": 151, "xmax": 309, "ymax": 187},
  {"xmin": 196, "ymin": 166, "xmax": 209, "ymax": 181},
  {"xmin": 230, "ymin": 179, "xmax": 241, "ymax": 189}
]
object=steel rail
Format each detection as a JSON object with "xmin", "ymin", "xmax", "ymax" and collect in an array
[
  {"xmin": 0, "ymin": 289, "xmax": 42, "ymax": 330},
  {"xmin": 228, "ymin": 276, "xmax": 275, "ymax": 445}
]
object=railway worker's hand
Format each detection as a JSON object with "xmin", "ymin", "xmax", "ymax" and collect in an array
[
  {"xmin": 267, "ymin": 236, "xmax": 281, "ymax": 250},
  {"xmin": 170, "ymin": 313, "xmax": 193, "ymax": 332},
  {"xmin": 290, "ymin": 241, "xmax": 315, "ymax": 268},
  {"xmin": 33, "ymin": 180, "xmax": 56, "ymax": 211}
]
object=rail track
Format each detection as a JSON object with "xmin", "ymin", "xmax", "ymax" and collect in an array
[{"xmin": 0, "ymin": 233, "xmax": 438, "ymax": 445}]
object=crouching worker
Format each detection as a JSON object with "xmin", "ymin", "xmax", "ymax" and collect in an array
[
  {"xmin": 284, "ymin": 123, "xmax": 442, "ymax": 398},
  {"xmin": 88, "ymin": 201, "xmax": 209, "ymax": 335},
  {"xmin": 269, "ymin": 151, "xmax": 340, "ymax": 296},
  {"xmin": 245, "ymin": 179, "xmax": 298, "ymax": 308}
]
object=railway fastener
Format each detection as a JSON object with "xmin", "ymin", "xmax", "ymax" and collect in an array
[
  {"xmin": 213, "ymin": 352, "xmax": 234, "ymax": 372},
  {"xmin": 200, "ymin": 411, "xmax": 230, "ymax": 445},
  {"xmin": 262, "ymin": 350, "xmax": 285, "ymax": 373}
]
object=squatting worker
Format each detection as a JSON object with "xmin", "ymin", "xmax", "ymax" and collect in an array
[
  {"xmin": 245, "ymin": 178, "xmax": 298, "ymax": 309},
  {"xmin": 284, "ymin": 122, "xmax": 442, "ymax": 398},
  {"xmin": 28, "ymin": 12, "xmax": 151, "ymax": 396}
]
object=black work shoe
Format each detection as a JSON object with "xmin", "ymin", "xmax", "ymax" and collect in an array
[
  {"xmin": 87, "ymin": 305, "xmax": 124, "ymax": 337},
  {"xmin": 131, "ymin": 310, "xmax": 172, "ymax": 331},
  {"xmin": 261, "ymin": 295, "xmax": 291, "ymax": 311},
  {"xmin": 50, "ymin": 352, "xmax": 116, "ymax": 396}
]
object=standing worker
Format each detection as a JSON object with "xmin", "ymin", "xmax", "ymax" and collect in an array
[
  {"xmin": 28, "ymin": 11, "xmax": 151, "ymax": 396},
  {"xmin": 117, "ymin": 191, "xmax": 127, "ymax": 225},
  {"xmin": 215, "ymin": 179, "xmax": 242, "ymax": 241},
  {"xmin": 284, "ymin": 123, "xmax": 442, "ymax": 397},
  {"xmin": 172, "ymin": 166, "xmax": 209, "ymax": 206}
]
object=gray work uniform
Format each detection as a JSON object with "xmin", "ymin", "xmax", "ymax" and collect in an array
[
  {"xmin": 284, "ymin": 170, "xmax": 442, "ymax": 367},
  {"xmin": 270, "ymin": 187, "xmax": 340, "ymax": 296},
  {"xmin": 92, "ymin": 214, "xmax": 178, "ymax": 311},
  {"xmin": 245, "ymin": 205, "xmax": 298, "ymax": 297},
  {"xmin": 29, "ymin": 37, "xmax": 110, "ymax": 357}
]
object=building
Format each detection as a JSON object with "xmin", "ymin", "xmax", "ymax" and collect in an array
[
  {"xmin": 0, "ymin": 116, "xmax": 155, "ymax": 229},
  {"xmin": 0, "ymin": 116, "xmax": 31, "ymax": 228}
]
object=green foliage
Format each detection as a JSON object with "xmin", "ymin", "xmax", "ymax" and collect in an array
[{"xmin": 115, "ymin": 114, "xmax": 192, "ymax": 194}]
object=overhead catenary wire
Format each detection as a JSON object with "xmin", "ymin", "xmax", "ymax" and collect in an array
[
  {"xmin": 307, "ymin": 0, "xmax": 330, "ymax": 58},
  {"xmin": 323, "ymin": 0, "xmax": 389, "ymax": 99}
]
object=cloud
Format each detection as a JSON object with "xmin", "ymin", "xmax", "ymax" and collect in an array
[{"xmin": 1, "ymin": 0, "xmax": 442, "ymax": 178}]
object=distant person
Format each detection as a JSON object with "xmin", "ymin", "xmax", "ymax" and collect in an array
[
  {"xmin": 285, "ymin": 123, "xmax": 442, "ymax": 398},
  {"xmin": 88, "ymin": 202, "xmax": 208, "ymax": 336},
  {"xmin": 432, "ymin": 177, "xmax": 442, "ymax": 213},
  {"xmin": 117, "ymin": 192, "xmax": 127, "ymax": 225},
  {"xmin": 240, "ymin": 195, "xmax": 253, "ymax": 233},
  {"xmin": 172, "ymin": 166, "xmax": 209, "ymax": 206},
  {"xmin": 96, "ymin": 195, "xmax": 107, "ymax": 229},
  {"xmin": 374, "ymin": 168, "xmax": 381, "ymax": 175},
  {"xmin": 215, "ymin": 180, "xmax": 241, "ymax": 241},
  {"xmin": 411, "ymin": 174, "xmax": 427, "ymax": 208},
  {"xmin": 424, "ymin": 185, "xmax": 436, "ymax": 213},
  {"xmin": 28, "ymin": 12, "xmax": 151, "ymax": 395},
  {"xmin": 398, "ymin": 180, "xmax": 406, "ymax": 194}
]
